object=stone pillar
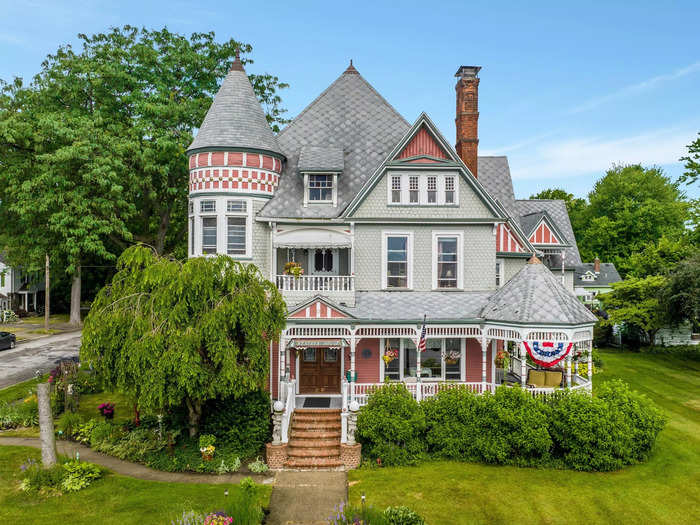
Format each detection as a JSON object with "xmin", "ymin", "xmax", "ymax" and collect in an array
[
  {"xmin": 271, "ymin": 401, "xmax": 284, "ymax": 445},
  {"xmin": 266, "ymin": 400, "xmax": 288, "ymax": 469},
  {"xmin": 37, "ymin": 383, "xmax": 57, "ymax": 466},
  {"xmin": 340, "ymin": 401, "xmax": 361, "ymax": 470}
]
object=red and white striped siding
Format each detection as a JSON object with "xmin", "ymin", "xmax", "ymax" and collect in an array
[
  {"xmin": 188, "ymin": 151, "xmax": 282, "ymax": 195},
  {"xmin": 395, "ymin": 125, "xmax": 448, "ymax": 161},
  {"xmin": 496, "ymin": 223, "xmax": 525, "ymax": 253},
  {"xmin": 529, "ymin": 221, "xmax": 560, "ymax": 244},
  {"xmin": 289, "ymin": 300, "xmax": 349, "ymax": 319}
]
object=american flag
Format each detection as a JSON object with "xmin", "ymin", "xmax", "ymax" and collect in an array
[{"xmin": 418, "ymin": 315, "xmax": 427, "ymax": 352}]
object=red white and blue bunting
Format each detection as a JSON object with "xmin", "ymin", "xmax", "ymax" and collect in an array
[{"xmin": 523, "ymin": 341, "xmax": 573, "ymax": 368}]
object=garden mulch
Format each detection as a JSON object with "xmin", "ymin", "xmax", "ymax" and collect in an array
[{"xmin": 0, "ymin": 436, "xmax": 275, "ymax": 485}]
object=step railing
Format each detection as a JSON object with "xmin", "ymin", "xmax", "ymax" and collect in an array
[
  {"xmin": 280, "ymin": 379, "xmax": 296, "ymax": 444},
  {"xmin": 276, "ymin": 274, "xmax": 354, "ymax": 292}
]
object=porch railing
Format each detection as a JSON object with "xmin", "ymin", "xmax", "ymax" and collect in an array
[
  {"xmin": 280, "ymin": 379, "xmax": 296, "ymax": 444},
  {"xmin": 276, "ymin": 274, "xmax": 354, "ymax": 292}
]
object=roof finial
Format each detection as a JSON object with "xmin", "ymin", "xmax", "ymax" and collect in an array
[
  {"xmin": 345, "ymin": 59, "xmax": 359, "ymax": 74},
  {"xmin": 230, "ymin": 47, "xmax": 244, "ymax": 72},
  {"xmin": 527, "ymin": 255, "xmax": 543, "ymax": 265}
]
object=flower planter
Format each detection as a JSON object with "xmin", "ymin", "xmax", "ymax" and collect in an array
[{"xmin": 201, "ymin": 453, "xmax": 214, "ymax": 462}]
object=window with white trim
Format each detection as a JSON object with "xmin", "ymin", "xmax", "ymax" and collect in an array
[
  {"xmin": 189, "ymin": 217, "xmax": 195, "ymax": 256},
  {"xmin": 227, "ymin": 217, "xmax": 246, "ymax": 255},
  {"xmin": 409, "ymin": 176, "xmax": 419, "ymax": 203},
  {"xmin": 445, "ymin": 176, "xmax": 455, "ymax": 204},
  {"xmin": 496, "ymin": 258, "xmax": 504, "ymax": 287},
  {"xmin": 308, "ymin": 174, "xmax": 333, "ymax": 201},
  {"xmin": 201, "ymin": 217, "xmax": 217, "ymax": 254},
  {"xmin": 227, "ymin": 200, "xmax": 247, "ymax": 213},
  {"xmin": 391, "ymin": 176, "xmax": 402, "ymax": 203},
  {"xmin": 382, "ymin": 232, "xmax": 413, "ymax": 289},
  {"xmin": 387, "ymin": 174, "xmax": 459, "ymax": 205},
  {"xmin": 432, "ymin": 231, "xmax": 463, "ymax": 289},
  {"xmin": 200, "ymin": 200, "xmax": 216, "ymax": 213}
]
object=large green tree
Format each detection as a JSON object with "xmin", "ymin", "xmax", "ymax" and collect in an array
[
  {"xmin": 659, "ymin": 253, "xmax": 700, "ymax": 331},
  {"xmin": 679, "ymin": 132, "xmax": 700, "ymax": 186},
  {"xmin": 0, "ymin": 26, "xmax": 289, "ymax": 322},
  {"xmin": 576, "ymin": 164, "xmax": 688, "ymax": 275},
  {"xmin": 599, "ymin": 275, "xmax": 667, "ymax": 344},
  {"xmin": 529, "ymin": 188, "xmax": 588, "ymax": 242},
  {"xmin": 80, "ymin": 245, "xmax": 287, "ymax": 437},
  {"xmin": 626, "ymin": 235, "xmax": 694, "ymax": 278}
]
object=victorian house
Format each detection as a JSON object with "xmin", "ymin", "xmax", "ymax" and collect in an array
[{"xmin": 186, "ymin": 56, "xmax": 597, "ymax": 468}]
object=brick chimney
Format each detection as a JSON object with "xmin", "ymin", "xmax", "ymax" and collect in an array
[
  {"xmin": 594, "ymin": 257, "xmax": 601, "ymax": 273},
  {"xmin": 455, "ymin": 65, "xmax": 481, "ymax": 178}
]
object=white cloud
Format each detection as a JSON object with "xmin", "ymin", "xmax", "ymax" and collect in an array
[
  {"xmin": 509, "ymin": 126, "xmax": 693, "ymax": 180},
  {"xmin": 567, "ymin": 61, "xmax": 700, "ymax": 114}
]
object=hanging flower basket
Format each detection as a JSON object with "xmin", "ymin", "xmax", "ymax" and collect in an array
[
  {"xmin": 382, "ymin": 348, "xmax": 398, "ymax": 365},
  {"xmin": 283, "ymin": 262, "xmax": 304, "ymax": 278},
  {"xmin": 444, "ymin": 350, "xmax": 460, "ymax": 365},
  {"xmin": 494, "ymin": 349, "xmax": 510, "ymax": 369}
]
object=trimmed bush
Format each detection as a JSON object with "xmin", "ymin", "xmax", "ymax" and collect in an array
[
  {"xmin": 547, "ymin": 380, "xmax": 665, "ymax": 471},
  {"xmin": 423, "ymin": 386, "xmax": 552, "ymax": 465},
  {"xmin": 356, "ymin": 384, "xmax": 426, "ymax": 466},
  {"xmin": 200, "ymin": 389, "xmax": 271, "ymax": 457}
]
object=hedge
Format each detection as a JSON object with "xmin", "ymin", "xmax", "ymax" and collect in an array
[{"xmin": 356, "ymin": 381, "xmax": 665, "ymax": 471}]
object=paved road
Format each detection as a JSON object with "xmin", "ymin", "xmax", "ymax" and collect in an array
[{"xmin": 0, "ymin": 331, "xmax": 81, "ymax": 388}]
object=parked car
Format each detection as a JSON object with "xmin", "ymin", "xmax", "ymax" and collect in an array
[{"xmin": 0, "ymin": 331, "xmax": 16, "ymax": 350}]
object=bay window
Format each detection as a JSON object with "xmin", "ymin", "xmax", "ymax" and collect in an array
[
  {"xmin": 201, "ymin": 217, "xmax": 217, "ymax": 254},
  {"xmin": 227, "ymin": 217, "xmax": 246, "ymax": 255}
]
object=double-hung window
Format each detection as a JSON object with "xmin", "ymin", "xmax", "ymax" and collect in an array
[
  {"xmin": 433, "ymin": 232, "xmax": 463, "ymax": 289},
  {"xmin": 496, "ymin": 258, "xmax": 504, "ymax": 288},
  {"xmin": 201, "ymin": 217, "xmax": 217, "ymax": 254},
  {"xmin": 383, "ymin": 232, "xmax": 412, "ymax": 289},
  {"xmin": 226, "ymin": 199, "xmax": 248, "ymax": 256},
  {"xmin": 391, "ymin": 176, "xmax": 402, "ymax": 203},
  {"xmin": 409, "ymin": 176, "xmax": 419, "ymax": 203},
  {"xmin": 427, "ymin": 176, "xmax": 437, "ymax": 203},
  {"xmin": 308, "ymin": 174, "xmax": 333, "ymax": 201},
  {"xmin": 445, "ymin": 177, "xmax": 455, "ymax": 204}
]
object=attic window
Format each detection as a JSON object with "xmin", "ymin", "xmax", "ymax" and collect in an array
[{"xmin": 309, "ymin": 174, "xmax": 333, "ymax": 201}]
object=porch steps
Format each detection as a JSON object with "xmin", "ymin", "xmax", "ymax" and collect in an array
[{"xmin": 285, "ymin": 409, "xmax": 343, "ymax": 470}]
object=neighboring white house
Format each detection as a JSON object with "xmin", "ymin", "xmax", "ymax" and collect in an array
[
  {"xmin": 0, "ymin": 254, "xmax": 44, "ymax": 313},
  {"xmin": 574, "ymin": 258, "xmax": 622, "ymax": 307}
]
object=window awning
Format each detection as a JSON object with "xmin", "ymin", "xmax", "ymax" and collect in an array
[
  {"xmin": 274, "ymin": 229, "xmax": 351, "ymax": 249},
  {"xmin": 289, "ymin": 338, "xmax": 347, "ymax": 349}
]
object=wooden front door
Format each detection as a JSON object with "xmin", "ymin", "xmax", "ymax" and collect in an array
[{"xmin": 299, "ymin": 348, "xmax": 341, "ymax": 394}]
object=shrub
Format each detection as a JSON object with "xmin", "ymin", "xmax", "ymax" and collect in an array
[
  {"xmin": 547, "ymin": 380, "xmax": 665, "ymax": 471},
  {"xmin": 356, "ymin": 384, "xmax": 426, "ymax": 466},
  {"xmin": 423, "ymin": 386, "xmax": 552, "ymax": 465},
  {"xmin": 384, "ymin": 506, "xmax": 426, "ymax": 525},
  {"xmin": 199, "ymin": 434, "xmax": 216, "ymax": 449},
  {"xmin": 98, "ymin": 427, "xmax": 166, "ymax": 460},
  {"xmin": 73, "ymin": 370, "xmax": 102, "ymax": 394},
  {"xmin": 61, "ymin": 460, "xmax": 103, "ymax": 492},
  {"xmin": 57, "ymin": 412, "xmax": 84, "ymax": 439},
  {"xmin": 0, "ymin": 399, "xmax": 38, "ymax": 429},
  {"xmin": 247, "ymin": 456, "xmax": 269, "ymax": 473},
  {"xmin": 200, "ymin": 390, "xmax": 271, "ymax": 457}
]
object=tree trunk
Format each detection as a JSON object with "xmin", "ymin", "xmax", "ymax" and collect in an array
[
  {"xmin": 69, "ymin": 266, "xmax": 81, "ymax": 326},
  {"xmin": 155, "ymin": 207, "xmax": 171, "ymax": 255},
  {"xmin": 185, "ymin": 398, "xmax": 202, "ymax": 438},
  {"xmin": 37, "ymin": 383, "xmax": 57, "ymax": 466},
  {"xmin": 133, "ymin": 404, "xmax": 140, "ymax": 426}
]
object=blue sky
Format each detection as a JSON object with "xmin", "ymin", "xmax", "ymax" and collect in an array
[{"xmin": 1, "ymin": 0, "xmax": 698, "ymax": 199}]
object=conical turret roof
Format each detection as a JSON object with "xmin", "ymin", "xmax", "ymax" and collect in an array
[
  {"xmin": 187, "ymin": 57, "xmax": 283, "ymax": 157},
  {"xmin": 481, "ymin": 256, "xmax": 598, "ymax": 325}
]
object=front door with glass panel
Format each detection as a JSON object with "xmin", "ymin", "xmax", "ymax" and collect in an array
[{"xmin": 299, "ymin": 348, "xmax": 341, "ymax": 394}]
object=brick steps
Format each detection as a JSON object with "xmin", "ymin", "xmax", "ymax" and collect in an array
[{"xmin": 284, "ymin": 408, "xmax": 342, "ymax": 470}]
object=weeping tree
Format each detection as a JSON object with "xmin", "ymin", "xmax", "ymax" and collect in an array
[{"xmin": 80, "ymin": 245, "xmax": 287, "ymax": 437}]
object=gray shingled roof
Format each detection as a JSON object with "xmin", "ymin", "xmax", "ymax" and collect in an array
[
  {"xmin": 481, "ymin": 259, "xmax": 597, "ymax": 325},
  {"xmin": 514, "ymin": 200, "xmax": 582, "ymax": 267},
  {"xmin": 187, "ymin": 66, "xmax": 282, "ymax": 156},
  {"xmin": 298, "ymin": 145, "xmax": 344, "ymax": 172},
  {"xmin": 574, "ymin": 263, "xmax": 622, "ymax": 287},
  {"xmin": 347, "ymin": 291, "xmax": 493, "ymax": 321},
  {"xmin": 477, "ymin": 156, "xmax": 518, "ymax": 218},
  {"xmin": 259, "ymin": 66, "xmax": 410, "ymax": 218}
]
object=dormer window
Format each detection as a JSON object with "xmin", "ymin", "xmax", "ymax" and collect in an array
[
  {"xmin": 387, "ymin": 174, "xmax": 459, "ymax": 206},
  {"xmin": 303, "ymin": 172, "xmax": 339, "ymax": 207},
  {"xmin": 581, "ymin": 272, "xmax": 596, "ymax": 282},
  {"xmin": 309, "ymin": 174, "xmax": 333, "ymax": 201}
]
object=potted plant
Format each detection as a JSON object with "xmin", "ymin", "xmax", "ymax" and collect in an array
[
  {"xmin": 283, "ymin": 261, "xmax": 304, "ymax": 279},
  {"xmin": 199, "ymin": 434, "xmax": 216, "ymax": 461},
  {"xmin": 494, "ymin": 349, "xmax": 510, "ymax": 370},
  {"xmin": 382, "ymin": 348, "xmax": 398, "ymax": 365}
]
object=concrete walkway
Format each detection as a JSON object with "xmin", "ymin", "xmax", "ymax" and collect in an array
[
  {"xmin": 267, "ymin": 470, "xmax": 347, "ymax": 525},
  {"xmin": 0, "ymin": 436, "xmax": 275, "ymax": 485}
]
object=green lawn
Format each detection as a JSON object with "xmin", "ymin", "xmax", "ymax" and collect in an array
[
  {"xmin": 0, "ymin": 375, "xmax": 46, "ymax": 404},
  {"xmin": 348, "ymin": 350, "xmax": 700, "ymax": 524},
  {"xmin": 0, "ymin": 446, "xmax": 271, "ymax": 525}
]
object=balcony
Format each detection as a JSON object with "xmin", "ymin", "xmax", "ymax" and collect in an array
[{"xmin": 276, "ymin": 274, "xmax": 354, "ymax": 292}]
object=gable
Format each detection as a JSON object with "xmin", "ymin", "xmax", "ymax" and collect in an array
[
  {"xmin": 529, "ymin": 219, "xmax": 560, "ymax": 245},
  {"xmin": 394, "ymin": 125, "xmax": 449, "ymax": 163},
  {"xmin": 288, "ymin": 298, "xmax": 351, "ymax": 319},
  {"xmin": 496, "ymin": 223, "xmax": 526, "ymax": 253}
]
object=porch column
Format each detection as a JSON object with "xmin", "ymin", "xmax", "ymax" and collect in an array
[
  {"xmin": 587, "ymin": 342, "xmax": 593, "ymax": 382},
  {"xmin": 520, "ymin": 341, "xmax": 527, "ymax": 387},
  {"xmin": 416, "ymin": 336, "xmax": 422, "ymax": 379},
  {"xmin": 279, "ymin": 337, "xmax": 287, "ymax": 386},
  {"xmin": 350, "ymin": 333, "xmax": 356, "ymax": 381},
  {"xmin": 566, "ymin": 354, "xmax": 572, "ymax": 387},
  {"xmin": 480, "ymin": 336, "xmax": 487, "ymax": 391}
]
